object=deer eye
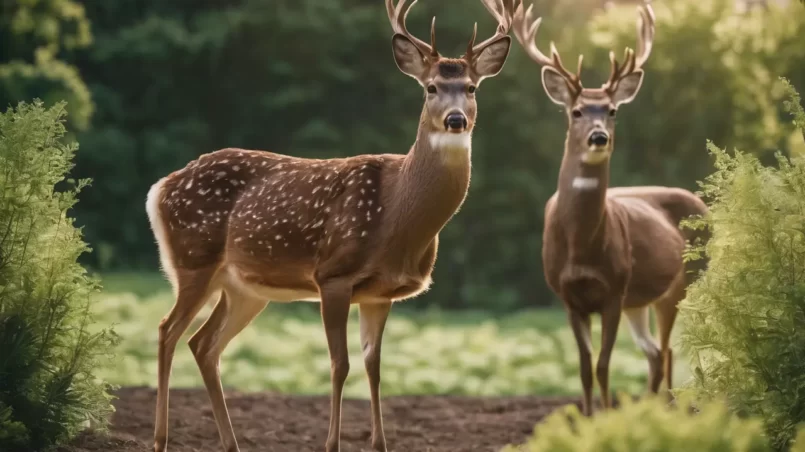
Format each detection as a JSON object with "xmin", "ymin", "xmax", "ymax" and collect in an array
[
  {"xmin": 427, "ymin": 85, "xmax": 437, "ymax": 94},
  {"xmin": 468, "ymin": 85, "xmax": 476, "ymax": 94},
  {"xmin": 609, "ymin": 108, "xmax": 617, "ymax": 117},
  {"xmin": 572, "ymin": 109, "xmax": 582, "ymax": 118}
]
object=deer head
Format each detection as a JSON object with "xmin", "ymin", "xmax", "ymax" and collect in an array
[
  {"xmin": 387, "ymin": 0, "xmax": 514, "ymax": 135},
  {"xmin": 512, "ymin": 0, "xmax": 655, "ymax": 164}
]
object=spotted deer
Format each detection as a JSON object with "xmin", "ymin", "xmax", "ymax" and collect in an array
[
  {"xmin": 145, "ymin": 1, "xmax": 514, "ymax": 451},
  {"xmin": 511, "ymin": 1, "xmax": 708, "ymax": 415}
]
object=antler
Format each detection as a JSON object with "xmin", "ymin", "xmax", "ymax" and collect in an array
[
  {"xmin": 385, "ymin": 0, "xmax": 439, "ymax": 58},
  {"xmin": 511, "ymin": 0, "xmax": 583, "ymax": 95},
  {"xmin": 465, "ymin": 0, "xmax": 515, "ymax": 61},
  {"xmin": 602, "ymin": 2, "xmax": 655, "ymax": 92}
]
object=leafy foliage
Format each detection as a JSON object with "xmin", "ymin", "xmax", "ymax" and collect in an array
[
  {"xmin": 782, "ymin": 78, "xmax": 805, "ymax": 147},
  {"xmin": 90, "ymin": 280, "xmax": 688, "ymax": 398},
  {"xmin": 502, "ymin": 396, "xmax": 777, "ymax": 452},
  {"xmin": 678, "ymin": 81, "xmax": 805, "ymax": 451},
  {"xmin": 0, "ymin": 101, "xmax": 116, "ymax": 451}
]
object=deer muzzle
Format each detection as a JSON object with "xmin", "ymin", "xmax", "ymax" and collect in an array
[
  {"xmin": 583, "ymin": 130, "xmax": 611, "ymax": 164},
  {"xmin": 444, "ymin": 111, "xmax": 468, "ymax": 132}
]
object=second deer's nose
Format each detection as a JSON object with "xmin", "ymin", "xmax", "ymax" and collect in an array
[
  {"xmin": 445, "ymin": 113, "xmax": 467, "ymax": 131},
  {"xmin": 588, "ymin": 131, "xmax": 609, "ymax": 147}
]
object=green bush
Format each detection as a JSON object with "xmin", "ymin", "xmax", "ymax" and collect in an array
[
  {"xmin": 678, "ymin": 80, "xmax": 805, "ymax": 451},
  {"xmin": 502, "ymin": 396, "xmax": 775, "ymax": 452},
  {"xmin": 0, "ymin": 101, "xmax": 116, "ymax": 451}
]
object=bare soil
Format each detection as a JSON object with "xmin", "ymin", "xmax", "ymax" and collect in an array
[{"xmin": 62, "ymin": 386, "xmax": 585, "ymax": 452}]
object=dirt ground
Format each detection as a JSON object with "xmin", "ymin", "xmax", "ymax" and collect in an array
[{"xmin": 62, "ymin": 386, "xmax": 585, "ymax": 452}]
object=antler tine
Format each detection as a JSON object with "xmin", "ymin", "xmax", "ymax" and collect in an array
[
  {"xmin": 466, "ymin": 22, "xmax": 478, "ymax": 57},
  {"xmin": 466, "ymin": 0, "xmax": 515, "ymax": 60},
  {"xmin": 512, "ymin": 2, "xmax": 551, "ymax": 66},
  {"xmin": 385, "ymin": 0, "xmax": 437, "ymax": 57},
  {"xmin": 635, "ymin": 3, "xmax": 655, "ymax": 68},
  {"xmin": 479, "ymin": 0, "xmax": 504, "ymax": 25},
  {"xmin": 603, "ymin": 2, "xmax": 653, "ymax": 91},
  {"xmin": 548, "ymin": 42, "xmax": 582, "ymax": 88},
  {"xmin": 512, "ymin": 1, "xmax": 583, "ymax": 93},
  {"xmin": 430, "ymin": 16, "xmax": 438, "ymax": 56}
]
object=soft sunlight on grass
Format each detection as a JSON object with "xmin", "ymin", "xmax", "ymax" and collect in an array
[{"xmin": 94, "ymin": 272, "xmax": 690, "ymax": 398}]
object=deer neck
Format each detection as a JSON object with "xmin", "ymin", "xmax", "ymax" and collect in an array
[
  {"xmin": 389, "ymin": 112, "xmax": 472, "ymax": 254},
  {"xmin": 555, "ymin": 139, "xmax": 610, "ymax": 248}
]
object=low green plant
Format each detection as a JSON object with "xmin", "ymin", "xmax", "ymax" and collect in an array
[
  {"xmin": 502, "ymin": 395, "xmax": 775, "ymax": 452},
  {"xmin": 0, "ymin": 101, "xmax": 116, "ymax": 451},
  {"xmin": 90, "ymin": 286, "xmax": 689, "ymax": 398},
  {"xmin": 678, "ymin": 80, "xmax": 805, "ymax": 451}
]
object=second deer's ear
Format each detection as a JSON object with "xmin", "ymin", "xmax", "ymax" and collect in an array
[{"xmin": 392, "ymin": 34, "xmax": 430, "ymax": 85}]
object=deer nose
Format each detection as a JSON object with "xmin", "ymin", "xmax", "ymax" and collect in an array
[
  {"xmin": 444, "ymin": 112, "xmax": 467, "ymax": 131},
  {"xmin": 588, "ymin": 131, "xmax": 609, "ymax": 147}
]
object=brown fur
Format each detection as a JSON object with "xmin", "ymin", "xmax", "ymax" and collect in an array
[{"xmin": 146, "ymin": 1, "xmax": 513, "ymax": 451}]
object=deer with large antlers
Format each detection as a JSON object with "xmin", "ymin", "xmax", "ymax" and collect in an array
[
  {"xmin": 145, "ymin": 1, "xmax": 513, "ymax": 451},
  {"xmin": 511, "ymin": 1, "xmax": 708, "ymax": 415}
]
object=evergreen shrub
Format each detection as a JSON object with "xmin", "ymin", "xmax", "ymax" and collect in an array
[
  {"xmin": 679, "ymin": 79, "xmax": 805, "ymax": 451},
  {"xmin": 0, "ymin": 100, "xmax": 116, "ymax": 451}
]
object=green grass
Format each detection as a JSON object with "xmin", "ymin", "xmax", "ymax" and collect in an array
[
  {"xmin": 96, "ymin": 271, "xmax": 171, "ymax": 298},
  {"xmin": 93, "ymin": 272, "xmax": 691, "ymax": 398}
]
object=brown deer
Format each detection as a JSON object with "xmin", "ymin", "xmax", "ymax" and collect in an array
[
  {"xmin": 511, "ymin": 1, "xmax": 708, "ymax": 415},
  {"xmin": 144, "ymin": 1, "xmax": 514, "ymax": 451}
]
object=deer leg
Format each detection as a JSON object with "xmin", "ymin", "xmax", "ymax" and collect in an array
[
  {"xmin": 320, "ymin": 281, "xmax": 353, "ymax": 452},
  {"xmin": 654, "ymin": 291, "xmax": 681, "ymax": 396},
  {"xmin": 360, "ymin": 302, "xmax": 392, "ymax": 452},
  {"xmin": 624, "ymin": 306, "xmax": 663, "ymax": 394},
  {"xmin": 188, "ymin": 290, "xmax": 268, "ymax": 452},
  {"xmin": 568, "ymin": 310, "xmax": 594, "ymax": 416},
  {"xmin": 596, "ymin": 302, "xmax": 622, "ymax": 410},
  {"xmin": 155, "ymin": 269, "xmax": 217, "ymax": 452}
]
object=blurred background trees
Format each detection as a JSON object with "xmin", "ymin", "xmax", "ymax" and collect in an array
[
  {"xmin": 2, "ymin": 0, "xmax": 803, "ymax": 312},
  {"xmin": 0, "ymin": 0, "xmax": 93, "ymax": 129}
]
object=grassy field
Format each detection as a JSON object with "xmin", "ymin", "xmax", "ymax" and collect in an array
[{"xmin": 92, "ymin": 272, "xmax": 691, "ymax": 398}]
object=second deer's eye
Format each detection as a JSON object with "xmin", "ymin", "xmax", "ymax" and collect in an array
[
  {"xmin": 468, "ymin": 85, "xmax": 476, "ymax": 94},
  {"xmin": 609, "ymin": 108, "xmax": 617, "ymax": 117},
  {"xmin": 572, "ymin": 109, "xmax": 582, "ymax": 118},
  {"xmin": 427, "ymin": 85, "xmax": 437, "ymax": 94}
]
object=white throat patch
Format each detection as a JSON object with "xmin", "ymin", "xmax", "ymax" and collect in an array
[
  {"xmin": 429, "ymin": 132, "xmax": 471, "ymax": 151},
  {"xmin": 572, "ymin": 177, "xmax": 599, "ymax": 190}
]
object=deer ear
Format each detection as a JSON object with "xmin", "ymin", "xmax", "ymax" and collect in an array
[
  {"xmin": 471, "ymin": 36, "xmax": 511, "ymax": 83},
  {"xmin": 392, "ymin": 34, "xmax": 429, "ymax": 85},
  {"xmin": 610, "ymin": 70, "xmax": 644, "ymax": 106},
  {"xmin": 541, "ymin": 66, "xmax": 574, "ymax": 107}
]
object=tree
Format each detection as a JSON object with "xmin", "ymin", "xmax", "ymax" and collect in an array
[
  {"xmin": 0, "ymin": 0, "xmax": 94, "ymax": 129},
  {"xmin": 66, "ymin": 0, "xmax": 805, "ymax": 311}
]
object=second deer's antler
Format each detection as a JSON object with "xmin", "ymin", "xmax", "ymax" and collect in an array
[
  {"xmin": 602, "ymin": 3, "xmax": 655, "ymax": 92},
  {"xmin": 511, "ymin": 0, "xmax": 583, "ymax": 95}
]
